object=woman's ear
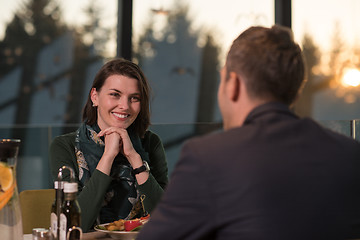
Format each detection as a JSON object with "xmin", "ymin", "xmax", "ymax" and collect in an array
[
  {"xmin": 228, "ymin": 72, "xmax": 241, "ymax": 102},
  {"xmin": 90, "ymin": 88, "xmax": 98, "ymax": 106}
]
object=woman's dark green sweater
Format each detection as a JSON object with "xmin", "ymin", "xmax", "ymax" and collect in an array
[{"xmin": 49, "ymin": 130, "xmax": 168, "ymax": 232}]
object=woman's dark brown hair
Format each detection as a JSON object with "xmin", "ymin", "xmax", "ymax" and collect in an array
[{"xmin": 82, "ymin": 58, "xmax": 151, "ymax": 137}]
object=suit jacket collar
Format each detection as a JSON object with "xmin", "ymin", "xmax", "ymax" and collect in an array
[{"xmin": 243, "ymin": 102, "xmax": 298, "ymax": 125}]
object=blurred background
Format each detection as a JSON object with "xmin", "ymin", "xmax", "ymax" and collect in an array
[{"xmin": 0, "ymin": 0, "xmax": 359, "ymax": 191}]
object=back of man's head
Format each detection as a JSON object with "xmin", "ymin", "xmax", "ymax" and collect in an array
[{"xmin": 226, "ymin": 25, "xmax": 305, "ymax": 105}]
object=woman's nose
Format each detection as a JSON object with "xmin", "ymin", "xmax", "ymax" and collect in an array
[{"xmin": 118, "ymin": 97, "xmax": 129, "ymax": 109}]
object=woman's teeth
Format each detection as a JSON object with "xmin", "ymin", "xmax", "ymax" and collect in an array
[{"xmin": 113, "ymin": 113, "xmax": 129, "ymax": 118}]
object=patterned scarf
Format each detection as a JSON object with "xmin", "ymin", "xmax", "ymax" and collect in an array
[{"xmin": 75, "ymin": 122, "xmax": 149, "ymax": 223}]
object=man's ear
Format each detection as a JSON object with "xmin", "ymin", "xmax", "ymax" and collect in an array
[{"xmin": 228, "ymin": 72, "xmax": 240, "ymax": 102}]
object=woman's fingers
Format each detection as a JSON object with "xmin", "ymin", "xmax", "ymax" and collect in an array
[
  {"xmin": 98, "ymin": 127, "xmax": 135, "ymax": 158},
  {"xmin": 102, "ymin": 132, "xmax": 122, "ymax": 159},
  {"xmin": 98, "ymin": 127, "xmax": 126, "ymax": 137}
]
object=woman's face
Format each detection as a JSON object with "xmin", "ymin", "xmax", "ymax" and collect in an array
[{"xmin": 91, "ymin": 74, "xmax": 141, "ymax": 130}]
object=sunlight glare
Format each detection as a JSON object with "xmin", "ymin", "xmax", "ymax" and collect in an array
[{"xmin": 341, "ymin": 68, "xmax": 360, "ymax": 87}]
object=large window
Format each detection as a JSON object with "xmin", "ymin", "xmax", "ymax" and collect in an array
[
  {"xmin": 1, "ymin": 0, "xmax": 359, "ymax": 191},
  {"xmin": 2, "ymin": 1, "xmax": 359, "ymax": 125},
  {"xmin": 0, "ymin": 0, "xmax": 117, "ymax": 128},
  {"xmin": 0, "ymin": 0, "xmax": 117, "ymax": 190},
  {"xmin": 133, "ymin": 0, "xmax": 274, "ymax": 124},
  {"xmin": 293, "ymin": 0, "xmax": 360, "ymax": 120},
  {"xmin": 131, "ymin": 1, "xmax": 274, "ymax": 177}
]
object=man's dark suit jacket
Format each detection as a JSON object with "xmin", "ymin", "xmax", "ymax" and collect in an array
[{"xmin": 137, "ymin": 102, "xmax": 360, "ymax": 240}]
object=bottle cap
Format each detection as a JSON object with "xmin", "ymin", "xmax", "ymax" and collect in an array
[
  {"xmin": 32, "ymin": 228, "xmax": 50, "ymax": 239},
  {"xmin": 54, "ymin": 181, "xmax": 64, "ymax": 189},
  {"xmin": 63, "ymin": 182, "xmax": 78, "ymax": 193}
]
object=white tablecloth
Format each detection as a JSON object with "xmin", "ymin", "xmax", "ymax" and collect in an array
[{"xmin": 24, "ymin": 231, "xmax": 112, "ymax": 239}]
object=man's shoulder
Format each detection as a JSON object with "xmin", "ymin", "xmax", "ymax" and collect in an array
[
  {"xmin": 302, "ymin": 118, "xmax": 360, "ymax": 146},
  {"xmin": 184, "ymin": 118, "xmax": 360, "ymax": 154},
  {"xmin": 183, "ymin": 127, "xmax": 245, "ymax": 154}
]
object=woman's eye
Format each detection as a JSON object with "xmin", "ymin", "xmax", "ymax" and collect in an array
[
  {"xmin": 130, "ymin": 96, "xmax": 140, "ymax": 102},
  {"xmin": 110, "ymin": 92, "xmax": 120, "ymax": 97}
]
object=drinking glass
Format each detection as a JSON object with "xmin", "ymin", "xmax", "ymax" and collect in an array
[{"xmin": 0, "ymin": 139, "xmax": 23, "ymax": 239}]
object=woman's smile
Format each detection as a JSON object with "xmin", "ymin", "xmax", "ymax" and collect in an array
[{"xmin": 112, "ymin": 112, "xmax": 130, "ymax": 120}]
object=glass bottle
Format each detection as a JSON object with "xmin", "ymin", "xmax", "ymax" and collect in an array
[
  {"xmin": 0, "ymin": 139, "xmax": 23, "ymax": 240},
  {"xmin": 50, "ymin": 180, "xmax": 64, "ymax": 240},
  {"xmin": 59, "ymin": 182, "xmax": 82, "ymax": 240}
]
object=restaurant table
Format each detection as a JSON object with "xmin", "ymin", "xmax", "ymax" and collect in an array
[
  {"xmin": 24, "ymin": 231, "xmax": 113, "ymax": 239},
  {"xmin": 22, "ymin": 233, "xmax": 360, "ymax": 240}
]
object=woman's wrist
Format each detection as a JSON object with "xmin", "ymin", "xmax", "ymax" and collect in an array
[
  {"xmin": 135, "ymin": 171, "xmax": 149, "ymax": 185},
  {"xmin": 127, "ymin": 152, "xmax": 143, "ymax": 168},
  {"xmin": 128, "ymin": 153, "xmax": 150, "ymax": 185},
  {"xmin": 96, "ymin": 154, "xmax": 115, "ymax": 175}
]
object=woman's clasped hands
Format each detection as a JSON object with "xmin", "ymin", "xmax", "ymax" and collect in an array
[
  {"xmin": 97, "ymin": 127, "xmax": 148, "ymax": 184},
  {"xmin": 98, "ymin": 127, "xmax": 138, "ymax": 161}
]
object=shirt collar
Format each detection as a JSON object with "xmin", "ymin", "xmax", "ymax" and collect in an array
[{"xmin": 243, "ymin": 102, "xmax": 298, "ymax": 125}]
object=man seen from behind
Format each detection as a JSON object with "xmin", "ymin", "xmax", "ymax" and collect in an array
[{"xmin": 137, "ymin": 25, "xmax": 360, "ymax": 240}]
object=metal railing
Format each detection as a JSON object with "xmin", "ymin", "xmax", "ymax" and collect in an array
[{"xmin": 0, "ymin": 120, "xmax": 358, "ymax": 192}]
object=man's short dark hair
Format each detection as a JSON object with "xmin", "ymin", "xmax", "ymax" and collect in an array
[{"xmin": 226, "ymin": 25, "xmax": 305, "ymax": 105}]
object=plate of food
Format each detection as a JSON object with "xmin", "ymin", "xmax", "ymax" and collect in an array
[{"xmin": 94, "ymin": 215, "xmax": 150, "ymax": 240}]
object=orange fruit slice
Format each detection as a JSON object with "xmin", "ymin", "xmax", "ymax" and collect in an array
[
  {"xmin": 0, "ymin": 183, "xmax": 14, "ymax": 210},
  {"xmin": 0, "ymin": 163, "xmax": 15, "ymax": 210},
  {"xmin": 0, "ymin": 163, "xmax": 13, "ymax": 191}
]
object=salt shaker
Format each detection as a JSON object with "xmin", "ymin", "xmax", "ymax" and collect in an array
[{"xmin": 32, "ymin": 228, "xmax": 50, "ymax": 240}]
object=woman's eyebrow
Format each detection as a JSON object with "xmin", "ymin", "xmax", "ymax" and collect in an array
[
  {"xmin": 109, "ymin": 88, "xmax": 121, "ymax": 93},
  {"xmin": 109, "ymin": 88, "xmax": 140, "ymax": 95}
]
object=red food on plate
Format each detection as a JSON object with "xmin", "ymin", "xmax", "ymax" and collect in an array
[
  {"xmin": 124, "ymin": 219, "xmax": 142, "ymax": 231},
  {"xmin": 140, "ymin": 214, "xmax": 150, "ymax": 220}
]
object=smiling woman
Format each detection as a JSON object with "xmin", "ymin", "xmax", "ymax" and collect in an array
[
  {"xmin": 49, "ymin": 58, "xmax": 169, "ymax": 232},
  {"xmin": 82, "ymin": 59, "xmax": 151, "ymax": 138}
]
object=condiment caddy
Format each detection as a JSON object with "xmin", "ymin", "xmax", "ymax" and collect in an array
[{"xmin": 50, "ymin": 166, "xmax": 82, "ymax": 240}]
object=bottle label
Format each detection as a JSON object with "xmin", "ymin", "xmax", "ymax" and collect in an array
[
  {"xmin": 50, "ymin": 212, "xmax": 58, "ymax": 238},
  {"xmin": 59, "ymin": 213, "xmax": 67, "ymax": 240}
]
